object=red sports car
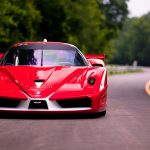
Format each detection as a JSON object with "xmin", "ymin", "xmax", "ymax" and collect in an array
[{"xmin": 0, "ymin": 41, "xmax": 107, "ymax": 116}]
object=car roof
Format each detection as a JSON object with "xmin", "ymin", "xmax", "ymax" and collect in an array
[{"xmin": 12, "ymin": 41, "xmax": 77, "ymax": 50}]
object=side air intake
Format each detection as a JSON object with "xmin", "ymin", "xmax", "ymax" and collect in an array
[
  {"xmin": 0, "ymin": 98, "xmax": 21, "ymax": 108},
  {"xmin": 56, "ymin": 98, "xmax": 91, "ymax": 108}
]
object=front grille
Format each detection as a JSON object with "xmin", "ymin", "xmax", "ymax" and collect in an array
[
  {"xmin": 56, "ymin": 98, "xmax": 91, "ymax": 108},
  {"xmin": 0, "ymin": 98, "xmax": 21, "ymax": 108},
  {"xmin": 29, "ymin": 100, "xmax": 48, "ymax": 109}
]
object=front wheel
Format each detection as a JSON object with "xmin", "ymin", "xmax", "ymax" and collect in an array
[
  {"xmin": 95, "ymin": 110, "xmax": 106, "ymax": 117},
  {"xmin": 100, "ymin": 110, "xmax": 106, "ymax": 116}
]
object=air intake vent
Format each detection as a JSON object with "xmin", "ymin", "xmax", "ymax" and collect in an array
[
  {"xmin": 29, "ymin": 100, "xmax": 48, "ymax": 109},
  {"xmin": 56, "ymin": 98, "xmax": 91, "ymax": 108},
  {"xmin": 0, "ymin": 98, "xmax": 21, "ymax": 108},
  {"xmin": 34, "ymin": 80, "xmax": 45, "ymax": 88}
]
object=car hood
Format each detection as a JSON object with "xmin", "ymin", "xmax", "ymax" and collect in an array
[{"xmin": 0, "ymin": 66, "xmax": 104, "ymax": 98}]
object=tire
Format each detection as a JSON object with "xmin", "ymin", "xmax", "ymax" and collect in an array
[
  {"xmin": 92, "ymin": 110, "xmax": 106, "ymax": 118},
  {"xmin": 100, "ymin": 110, "xmax": 106, "ymax": 116}
]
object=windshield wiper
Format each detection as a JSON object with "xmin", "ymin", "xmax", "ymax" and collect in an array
[{"xmin": 41, "ymin": 46, "xmax": 43, "ymax": 66}]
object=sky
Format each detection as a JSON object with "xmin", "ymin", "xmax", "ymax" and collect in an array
[{"xmin": 127, "ymin": 0, "xmax": 150, "ymax": 17}]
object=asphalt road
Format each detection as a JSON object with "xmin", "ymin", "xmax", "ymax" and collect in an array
[{"xmin": 0, "ymin": 68, "xmax": 150, "ymax": 150}]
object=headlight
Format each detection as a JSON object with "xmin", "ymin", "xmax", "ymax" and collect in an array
[{"xmin": 88, "ymin": 77, "xmax": 96, "ymax": 85}]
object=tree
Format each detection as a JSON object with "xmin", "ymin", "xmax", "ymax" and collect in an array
[
  {"xmin": 0, "ymin": 0, "xmax": 41, "ymax": 51},
  {"xmin": 35, "ymin": 0, "xmax": 128, "ymax": 55},
  {"xmin": 110, "ymin": 13, "xmax": 150, "ymax": 66},
  {"xmin": 0, "ymin": 0, "xmax": 128, "ymax": 56}
]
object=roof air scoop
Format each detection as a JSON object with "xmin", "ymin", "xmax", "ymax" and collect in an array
[
  {"xmin": 43, "ymin": 39, "xmax": 47, "ymax": 42},
  {"xmin": 34, "ymin": 80, "xmax": 45, "ymax": 88}
]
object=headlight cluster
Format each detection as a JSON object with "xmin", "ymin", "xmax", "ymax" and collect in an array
[{"xmin": 88, "ymin": 77, "xmax": 95, "ymax": 85}]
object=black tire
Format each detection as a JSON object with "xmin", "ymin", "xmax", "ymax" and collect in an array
[
  {"xmin": 100, "ymin": 110, "xmax": 106, "ymax": 116},
  {"xmin": 91, "ymin": 110, "xmax": 106, "ymax": 118}
]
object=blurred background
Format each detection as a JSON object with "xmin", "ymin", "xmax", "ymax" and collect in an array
[{"xmin": 0, "ymin": 0, "xmax": 150, "ymax": 66}]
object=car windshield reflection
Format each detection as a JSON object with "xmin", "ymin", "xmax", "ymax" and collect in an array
[{"xmin": 2, "ymin": 49, "xmax": 86, "ymax": 66}]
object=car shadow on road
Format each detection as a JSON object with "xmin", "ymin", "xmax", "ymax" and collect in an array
[{"xmin": 0, "ymin": 112, "xmax": 105, "ymax": 120}]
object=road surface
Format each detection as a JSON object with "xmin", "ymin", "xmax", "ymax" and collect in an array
[{"xmin": 0, "ymin": 68, "xmax": 150, "ymax": 150}]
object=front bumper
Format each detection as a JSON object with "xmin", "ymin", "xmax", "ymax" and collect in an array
[{"xmin": 0, "ymin": 89, "xmax": 107, "ymax": 114}]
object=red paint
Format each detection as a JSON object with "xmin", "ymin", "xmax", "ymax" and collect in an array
[{"xmin": 0, "ymin": 53, "xmax": 4, "ymax": 59}]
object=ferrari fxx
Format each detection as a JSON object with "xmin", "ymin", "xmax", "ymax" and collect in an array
[{"xmin": 0, "ymin": 41, "xmax": 107, "ymax": 115}]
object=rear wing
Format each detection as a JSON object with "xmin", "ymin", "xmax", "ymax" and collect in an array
[
  {"xmin": 85, "ymin": 54, "xmax": 105, "ymax": 61},
  {"xmin": 85, "ymin": 54, "xmax": 105, "ymax": 67}
]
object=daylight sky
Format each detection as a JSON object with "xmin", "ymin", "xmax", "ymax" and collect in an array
[{"xmin": 127, "ymin": 0, "xmax": 150, "ymax": 17}]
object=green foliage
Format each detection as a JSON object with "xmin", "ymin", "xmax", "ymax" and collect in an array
[
  {"xmin": 35, "ymin": 0, "xmax": 128, "ymax": 54},
  {"xmin": 0, "ymin": 0, "xmax": 128, "ymax": 55},
  {"xmin": 36, "ymin": 0, "xmax": 67, "ymax": 41},
  {"xmin": 64, "ymin": 0, "xmax": 105, "ymax": 53},
  {"xmin": 0, "ymin": 0, "xmax": 41, "ymax": 50},
  {"xmin": 96, "ymin": 0, "xmax": 128, "ymax": 58},
  {"xmin": 110, "ymin": 13, "xmax": 150, "ymax": 66}
]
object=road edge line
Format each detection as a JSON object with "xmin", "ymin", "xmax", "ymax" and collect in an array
[{"xmin": 145, "ymin": 80, "xmax": 150, "ymax": 96}]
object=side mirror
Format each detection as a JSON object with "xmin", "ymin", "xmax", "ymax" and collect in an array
[
  {"xmin": 88, "ymin": 59, "xmax": 105, "ymax": 67},
  {"xmin": 0, "ymin": 53, "xmax": 4, "ymax": 59}
]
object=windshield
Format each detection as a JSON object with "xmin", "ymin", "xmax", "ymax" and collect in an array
[{"xmin": 2, "ymin": 47, "xmax": 87, "ymax": 66}]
